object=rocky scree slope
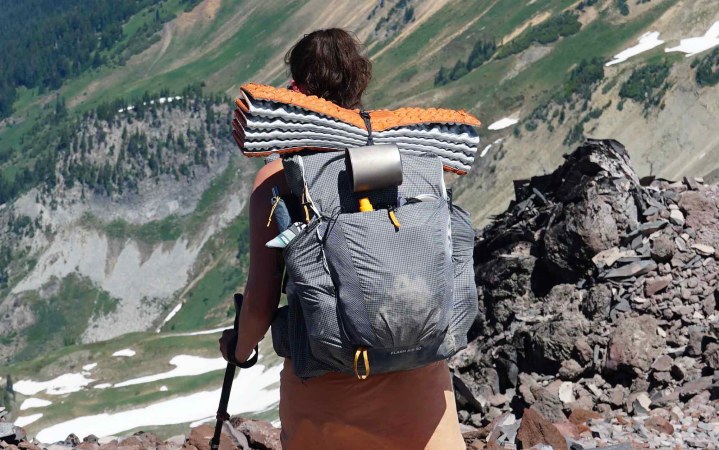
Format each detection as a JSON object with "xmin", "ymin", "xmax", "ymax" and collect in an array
[{"xmin": 454, "ymin": 139, "xmax": 719, "ymax": 449}]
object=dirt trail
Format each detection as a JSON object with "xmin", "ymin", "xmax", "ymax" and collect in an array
[
  {"xmin": 174, "ymin": 0, "xmax": 221, "ymax": 32},
  {"xmin": 500, "ymin": 11, "xmax": 551, "ymax": 44},
  {"xmin": 146, "ymin": 24, "xmax": 175, "ymax": 75}
]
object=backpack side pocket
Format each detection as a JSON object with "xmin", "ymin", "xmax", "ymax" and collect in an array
[
  {"xmin": 283, "ymin": 220, "xmax": 354, "ymax": 374},
  {"xmin": 446, "ymin": 204, "xmax": 478, "ymax": 354}
]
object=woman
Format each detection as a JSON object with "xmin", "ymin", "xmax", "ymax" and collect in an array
[{"xmin": 219, "ymin": 28, "xmax": 465, "ymax": 450}]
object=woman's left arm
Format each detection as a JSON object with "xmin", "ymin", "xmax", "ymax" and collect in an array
[{"xmin": 220, "ymin": 159, "xmax": 287, "ymax": 363}]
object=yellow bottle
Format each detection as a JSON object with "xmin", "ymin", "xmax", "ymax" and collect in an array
[{"xmin": 358, "ymin": 197, "xmax": 374, "ymax": 212}]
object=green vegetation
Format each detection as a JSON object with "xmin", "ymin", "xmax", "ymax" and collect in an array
[
  {"xmin": 615, "ymin": 0, "xmax": 630, "ymax": 16},
  {"xmin": 433, "ymin": 7, "xmax": 581, "ymax": 88},
  {"xmin": 428, "ymin": 0, "xmax": 674, "ymax": 150},
  {"xmin": 694, "ymin": 48, "xmax": 719, "ymax": 87},
  {"xmin": 81, "ymin": 213, "xmax": 183, "ymax": 245},
  {"xmin": 435, "ymin": 40, "xmax": 497, "ymax": 86},
  {"xmin": 80, "ymin": 154, "xmax": 241, "ymax": 246},
  {"xmin": 0, "ymin": 374, "xmax": 15, "ymax": 411},
  {"xmin": 0, "ymin": 244, "xmax": 11, "ymax": 288},
  {"xmin": 518, "ymin": 57, "xmax": 606, "ymax": 144},
  {"xmin": 164, "ymin": 212, "xmax": 251, "ymax": 332},
  {"xmin": 619, "ymin": 61, "xmax": 672, "ymax": 109},
  {"xmin": 0, "ymin": 95, "xmax": 68, "ymax": 205},
  {"xmin": 495, "ymin": 11, "xmax": 582, "ymax": 59},
  {"xmin": 111, "ymin": 0, "xmax": 201, "ymax": 67},
  {"xmin": 373, "ymin": 0, "xmax": 416, "ymax": 40},
  {"xmin": 14, "ymin": 274, "xmax": 119, "ymax": 362},
  {"xmin": 562, "ymin": 58, "xmax": 606, "ymax": 101},
  {"xmin": 0, "ymin": 0, "xmax": 204, "ymax": 120},
  {"xmin": 0, "ymin": 84, "xmax": 225, "ymax": 208},
  {"xmin": 63, "ymin": 1, "xmax": 301, "ymax": 115},
  {"xmin": 163, "ymin": 259, "xmax": 244, "ymax": 332},
  {"xmin": 577, "ymin": 0, "xmax": 600, "ymax": 10}
]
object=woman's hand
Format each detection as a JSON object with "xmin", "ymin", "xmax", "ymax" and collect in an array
[{"xmin": 219, "ymin": 328, "xmax": 237, "ymax": 362}]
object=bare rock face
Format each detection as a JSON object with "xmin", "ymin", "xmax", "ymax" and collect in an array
[
  {"xmin": 454, "ymin": 139, "xmax": 719, "ymax": 449},
  {"xmin": 229, "ymin": 418, "xmax": 281, "ymax": 450},
  {"xmin": 605, "ymin": 315, "xmax": 664, "ymax": 373},
  {"xmin": 516, "ymin": 409, "xmax": 568, "ymax": 450},
  {"xmin": 185, "ymin": 425, "xmax": 234, "ymax": 450}
]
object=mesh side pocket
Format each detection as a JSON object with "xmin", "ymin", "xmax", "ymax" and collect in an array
[
  {"xmin": 447, "ymin": 204, "xmax": 478, "ymax": 353},
  {"xmin": 323, "ymin": 199, "xmax": 454, "ymax": 351},
  {"xmin": 283, "ymin": 220, "xmax": 354, "ymax": 373},
  {"xmin": 270, "ymin": 305, "xmax": 290, "ymax": 358}
]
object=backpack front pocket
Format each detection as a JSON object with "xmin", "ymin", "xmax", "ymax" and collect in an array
[{"xmin": 323, "ymin": 198, "xmax": 454, "ymax": 351}]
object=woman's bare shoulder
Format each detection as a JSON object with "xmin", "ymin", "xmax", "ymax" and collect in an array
[{"xmin": 253, "ymin": 159, "xmax": 284, "ymax": 191}]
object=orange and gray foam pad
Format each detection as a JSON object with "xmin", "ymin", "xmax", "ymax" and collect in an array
[{"xmin": 232, "ymin": 83, "xmax": 481, "ymax": 175}]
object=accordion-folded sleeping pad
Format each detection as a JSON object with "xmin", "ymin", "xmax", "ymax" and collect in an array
[{"xmin": 233, "ymin": 83, "xmax": 481, "ymax": 175}]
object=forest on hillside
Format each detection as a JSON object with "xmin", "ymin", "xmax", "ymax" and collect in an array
[
  {"xmin": 0, "ymin": 0, "xmax": 201, "ymax": 120},
  {"xmin": 0, "ymin": 84, "xmax": 229, "ymax": 205}
]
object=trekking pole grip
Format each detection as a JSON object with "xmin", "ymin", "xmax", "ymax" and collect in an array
[
  {"xmin": 229, "ymin": 293, "xmax": 259, "ymax": 368},
  {"xmin": 209, "ymin": 293, "xmax": 258, "ymax": 450}
]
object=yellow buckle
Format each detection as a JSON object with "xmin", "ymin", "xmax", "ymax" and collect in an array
[
  {"xmin": 353, "ymin": 347, "xmax": 370, "ymax": 380},
  {"xmin": 388, "ymin": 209, "xmax": 401, "ymax": 230}
]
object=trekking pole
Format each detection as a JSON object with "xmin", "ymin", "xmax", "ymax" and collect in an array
[{"xmin": 210, "ymin": 293, "xmax": 258, "ymax": 450}]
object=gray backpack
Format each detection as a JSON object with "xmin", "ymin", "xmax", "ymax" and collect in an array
[{"xmin": 270, "ymin": 149, "xmax": 478, "ymax": 380}]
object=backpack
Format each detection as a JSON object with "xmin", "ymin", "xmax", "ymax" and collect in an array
[{"xmin": 270, "ymin": 147, "xmax": 478, "ymax": 380}]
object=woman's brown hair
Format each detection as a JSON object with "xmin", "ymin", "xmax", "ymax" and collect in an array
[{"xmin": 285, "ymin": 28, "xmax": 372, "ymax": 109}]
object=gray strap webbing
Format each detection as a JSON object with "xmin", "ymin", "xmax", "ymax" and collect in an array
[{"xmin": 359, "ymin": 109, "xmax": 374, "ymax": 145}]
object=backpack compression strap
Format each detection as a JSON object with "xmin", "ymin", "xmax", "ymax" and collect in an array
[{"xmin": 359, "ymin": 109, "xmax": 374, "ymax": 145}]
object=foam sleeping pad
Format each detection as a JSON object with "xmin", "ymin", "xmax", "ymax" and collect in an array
[{"xmin": 233, "ymin": 83, "xmax": 482, "ymax": 175}]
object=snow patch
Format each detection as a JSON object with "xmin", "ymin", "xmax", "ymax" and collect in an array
[
  {"xmin": 488, "ymin": 118, "xmax": 519, "ymax": 131},
  {"xmin": 171, "ymin": 326, "xmax": 229, "ymax": 337},
  {"xmin": 480, "ymin": 145, "xmax": 492, "ymax": 158},
  {"xmin": 666, "ymin": 22, "xmax": 719, "ymax": 57},
  {"xmin": 189, "ymin": 417, "xmax": 213, "ymax": 428},
  {"xmin": 114, "ymin": 355, "xmax": 228, "ymax": 387},
  {"xmin": 160, "ymin": 386, "xmax": 168, "ymax": 392},
  {"xmin": 82, "ymin": 363, "xmax": 98, "ymax": 372},
  {"xmin": 607, "ymin": 31, "xmax": 664, "ymax": 66},
  {"xmin": 159, "ymin": 302, "xmax": 183, "ymax": 329},
  {"xmin": 14, "ymin": 373, "xmax": 95, "ymax": 396},
  {"xmin": 118, "ymin": 97, "xmax": 183, "ymax": 113},
  {"xmin": 20, "ymin": 398, "xmax": 52, "ymax": 410},
  {"xmin": 93, "ymin": 383, "xmax": 112, "ymax": 390},
  {"xmin": 15, "ymin": 414, "xmax": 43, "ymax": 427},
  {"xmin": 36, "ymin": 363, "xmax": 281, "ymax": 443},
  {"xmin": 112, "ymin": 349, "xmax": 136, "ymax": 357}
]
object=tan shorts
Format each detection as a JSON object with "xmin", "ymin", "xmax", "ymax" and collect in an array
[{"xmin": 279, "ymin": 358, "xmax": 465, "ymax": 450}]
